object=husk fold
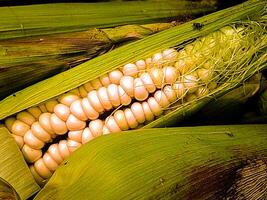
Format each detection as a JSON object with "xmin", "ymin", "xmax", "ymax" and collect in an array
[
  {"xmin": 0, "ymin": 0, "xmax": 265, "ymax": 121},
  {"xmin": 34, "ymin": 125, "xmax": 267, "ymax": 200}
]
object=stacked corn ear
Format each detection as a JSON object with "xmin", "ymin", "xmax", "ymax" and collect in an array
[
  {"xmin": 35, "ymin": 125, "xmax": 267, "ymax": 200},
  {"xmin": 0, "ymin": 22, "xmax": 177, "ymax": 100},
  {"xmin": 0, "ymin": 0, "xmax": 266, "ymax": 195}
]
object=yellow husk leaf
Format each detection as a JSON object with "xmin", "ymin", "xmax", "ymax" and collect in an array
[{"xmin": 0, "ymin": 126, "xmax": 40, "ymax": 199}]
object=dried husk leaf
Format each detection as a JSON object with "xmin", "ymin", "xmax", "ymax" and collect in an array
[{"xmin": 225, "ymin": 159, "xmax": 267, "ymax": 199}]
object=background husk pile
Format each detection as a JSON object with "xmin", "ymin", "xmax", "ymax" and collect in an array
[
  {"xmin": 0, "ymin": 22, "xmax": 177, "ymax": 99},
  {"xmin": 0, "ymin": 0, "xmax": 218, "ymax": 99},
  {"xmin": 0, "ymin": 1, "xmax": 266, "ymax": 199}
]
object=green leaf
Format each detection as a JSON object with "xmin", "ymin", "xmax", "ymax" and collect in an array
[{"xmin": 34, "ymin": 124, "xmax": 267, "ymax": 200}]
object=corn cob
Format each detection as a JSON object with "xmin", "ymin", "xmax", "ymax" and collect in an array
[
  {"xmin": 2, "ymin": 18, "xmax": 266, "ymax": 185},
  {"xmin": 0, "ymin": 1, "xmax": 265, "ymax": 189}
]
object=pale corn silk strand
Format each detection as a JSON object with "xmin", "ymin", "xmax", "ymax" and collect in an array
[{"xmin": 3, "ymin": 25, "xmax": 257, "ymax": 185}]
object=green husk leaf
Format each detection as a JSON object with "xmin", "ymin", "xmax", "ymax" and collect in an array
[
  {"xmin": 34, "ymin": 124, "xmax": 267, "ymax": 200},
  {"xmin": 0, "ymin": 0, "xmax": 265, "ymax": 120},
  {"xmin": 0, "ymin": 0, "xmax": 217, "ymax": 40},
  {"xmin": 0, "ymin": 126, "xmax": 40, "ymax": 199},
  {"xmin": 0, "ymin": 22, "xmax": 176, "ymax": 100}
]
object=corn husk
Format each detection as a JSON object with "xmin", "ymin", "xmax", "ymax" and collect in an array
[
  {"xmin": 181, "ymin": 74, "xmax": 262, "ymax": 125},
  {"xmin": 34, "ymin": 124, "xmax": 267, "ymax": 199},
  {"xmin": 0, "ymin": 22, "xmax": 177, "ymax": 99},
  {"xmin": 195, "ymin": 73, "xmax": 267, "ymax": 125},
  {"xmin": 0, "ymin": 0, "xmax": 217, "ymax": 40},
  {"xmin": 0, "ymin": 126, "xmax": 40, "ymax": 200},
  {"xmin": 238, "ymin": 73, "xmax": 267, "ymax": 123}
]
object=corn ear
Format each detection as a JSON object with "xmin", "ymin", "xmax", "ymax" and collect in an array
[
  {"xmin": 0, "ymin": 0, "xmax": 265, "ymax": 120},
  {"xmin": 0, "ymin": 126, "xmax": 40, "ymax": 199},
  {"xmin": 0, "ymin": 0, "xmax": 217, "ymax": 40},
  {"xmin": 34, "ymin": 125, "xmax": 267, "ymax": 200},
  {"xmin": 0, "ymin": 22, "xmax": 176, "ymax": 100}
]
